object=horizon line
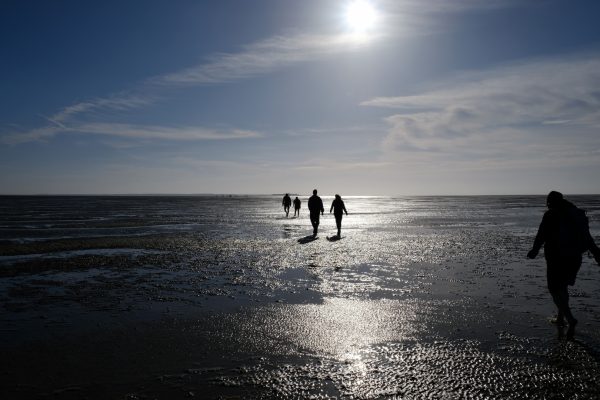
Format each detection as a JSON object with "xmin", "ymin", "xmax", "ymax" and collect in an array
[{"xmin": 1, "ymin": 193, "xmax": 599, "ymax": 197}]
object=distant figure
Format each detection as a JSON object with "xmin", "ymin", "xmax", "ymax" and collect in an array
[
  {"xmin": 308, "ymin": 189, "xmax": 324, "ymax": 237},
  {"xmin": 329, "ymin": 194, "xmax": 348, "ymax": 238},
  {"xmin": 293, "ymin": 196, "xmax": 301, "ymax": 217},
  {"xmin": 527, "ymin": 191, "xmax": 600, "ymax": 339},
  {"xmin": 282, "ymin": 193, "xmax": 292, "ymax": 217}
]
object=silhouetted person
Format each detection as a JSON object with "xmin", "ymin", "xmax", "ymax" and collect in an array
[
  {"xmin": 329, "ymin": 194, "xmax": 348, "ymax": 238},
  {"xmin": 527, "ymin": 191, "xmax": 600, "ymax": 340},
  {"xmin": 293, "ymin": 196, "xmax": 301, "ymax": 217},
  {"xmin": 308, "ymin": 189, "xmax": 324, "ymax": 237},
  {"xmin": 282, "ymin": 193, "xmax": 291, "ymax": 217}
]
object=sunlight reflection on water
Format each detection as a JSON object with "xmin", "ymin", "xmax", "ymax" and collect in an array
[
  {"xmin": 3, "ymin": 195, "xmax": 600, "ymax": 398},
  {"xmin": 243, "ymin": 298, "xmax": 419, "ymax": 356}
]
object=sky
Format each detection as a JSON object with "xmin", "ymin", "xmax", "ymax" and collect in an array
[{"xmin": 2, "ymin": 0, "xmax": 600, "ymax": 195}]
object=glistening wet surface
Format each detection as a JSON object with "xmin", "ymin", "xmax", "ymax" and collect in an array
[{"xmin": 1, "ymin": 195, "xmax": 600, "ymax": 398}]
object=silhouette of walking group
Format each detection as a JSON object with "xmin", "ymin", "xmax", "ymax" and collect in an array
[
  {"xmin": 281, "ymin": 189, "xmax": 600, "ymax": 340},
  {"xmin": 282, "ymin": 189, "xmax": 347, "ymax": 238}
]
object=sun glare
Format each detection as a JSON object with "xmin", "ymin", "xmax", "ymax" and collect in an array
[{"xmin": 345, "ymin": 0, "xmax": 378, "ymax": 34}]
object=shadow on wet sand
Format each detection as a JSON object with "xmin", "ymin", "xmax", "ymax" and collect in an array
[{"xmin": 297, "ymin": 235, "xmax": 318, "ymax": 244}]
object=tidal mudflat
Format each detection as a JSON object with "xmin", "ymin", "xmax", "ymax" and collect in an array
[{"xmin": 1, "ymin": 195, "xmax": 600, "ymax": 399}]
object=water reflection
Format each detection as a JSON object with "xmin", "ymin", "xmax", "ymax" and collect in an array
[
  {"xmin": 216, "ymin": 325, "xmax": 600, "ymax": 398},
  {"xmin": 237, "ymin": 298, "xmax": 420, "ymax": 357},
  {"xmin": 3, "ymin": 195, "xmax": 600, "ymax": 398}
]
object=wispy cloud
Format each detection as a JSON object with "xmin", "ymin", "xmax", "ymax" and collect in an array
[
  {"xmin": 1, "ymin": 123, "xmax": 262, "ymax": 145},
  {"xmin": 75, "ymin": 123, "xmax": 263, "ymax": 141},
  {"xmin": 3, "ymin": 30, "xmax": 382, "ymax": 145},
  {"xmin": 376, "ymin": 0, "xmax": 532, "ymax": 37},
  {"xmin": 1, "ymin": 126, "xmax": 63, "ymax": 145},
  {"xmin": 363, "ymin": 53, "xmax": 600, "ymax": 165},
  {"xmin": 383, "ymin": 0, "xmax": 527, "ymax": 14},
  {"xmin": 293, "ymin": 159, "xmax": 392, "ymax": 171},
  {"xmin": 156, "ymin": 33, "xmax": 377, "ymax": 86},
  {"xmin": 48, "ymin": 93, "xmax": 158, "ymax": 125}
]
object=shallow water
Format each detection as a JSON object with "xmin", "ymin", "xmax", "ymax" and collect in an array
[{"xmin": 1, "ymin": 195, "xmax": 600, "ymax": 398}]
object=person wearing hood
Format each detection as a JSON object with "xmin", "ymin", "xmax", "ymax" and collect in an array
[{"xmin": 527, "ymin": 191, "xmax": 600, "ymax": 339}]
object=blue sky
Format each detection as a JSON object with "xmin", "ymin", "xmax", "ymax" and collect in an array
[{"xmin": 2, "ymin": 0, "xmax": 600, "ymax": 195}]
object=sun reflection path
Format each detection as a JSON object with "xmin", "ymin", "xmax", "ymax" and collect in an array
[
  {"xmin": 235, "ymin": 297, "xmax": 424, "ymax": 358},
  {"xmin": 216, "ymin": 330, "xmax": 600, "ymax": 399}
]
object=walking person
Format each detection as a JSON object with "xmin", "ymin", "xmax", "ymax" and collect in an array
[
  {"xmin": 282, "ymin": 193, "xmax": 292, "ymax": 217},
  {"xmin": 308, "ymin": 189, "xmax": 324, "ymax": 237},
  {"xmin": 527, "ymin": 191, "xmax": 600, "ymax": 339},
  {"xmin": 293, "ymin": 196, "xmax": 301, "ymax": 217},
  {"xmin": 329, "ymin": 194, "xmax": 348, "ymax": 238}
]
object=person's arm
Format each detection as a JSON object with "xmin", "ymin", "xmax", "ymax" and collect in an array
[
  {"xmin": 330, "ymin": 202, "xmax": 333, "ymax": 213},
  {"xmin": 591, "ymin": 244, "xmax": 600, "ymax": 266},
  {"xmin": 527, "ymin": 214, "xmax": 547, "ymax": 259},
  {"xmin": 585, "ymin": 229, "xmax": 600, "ymax": 266},
  {"xmin": 342, "ymin": 201, "xmax": 348, "ymax": 215},
  {"xmin": 320, "ymin": 199, "xmax": 324, "ymax": 215}
]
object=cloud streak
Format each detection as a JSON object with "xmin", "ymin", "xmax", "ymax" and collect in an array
[
  {"xmin": 383, "ymin": 0, "xmax": 526, "ymax": 14},
  {"xmin": 3, "ymin": 30, "xmax": 382, "ymax": 145},
  {"xmin": 157, "ymin": 33, "xmax": 377, "ymax": 86},
  {"xmin": 1, "ymin": 123, "xmax": 262, "ymax": 145},
  {"xmin": 48, "ymin": 93, "xmax": 158, "ymax": 125},
  {"xmin": 75, "ymin": 123, "xmax": 263, "ymax": 141}
]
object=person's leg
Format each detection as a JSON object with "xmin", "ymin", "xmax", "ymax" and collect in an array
[
  {"xmin": 310, "ymin": 214, "xmax": 318, "ymax": 236},
  {"xmin": 549, "ymin": 284, "xmax": 575, "ymax": 323},
  {"xmin": 557, "ymin": 284, "xmax": 577, "ymax": 339},
  {"xmin": 335, "ymin": 215, "xmax": 342, "ymax": 237},
  {"xmin": 548, "ymin": 276, "xmax": 577, "ymax": 338}
]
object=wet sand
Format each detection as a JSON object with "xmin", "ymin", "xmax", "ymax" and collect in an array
[{"xmin": 1, "ymin": 196, "xmax": 600, "ymax": 398}]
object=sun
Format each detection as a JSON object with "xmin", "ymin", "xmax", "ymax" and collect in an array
[{"xmin": 344, "ymin": 0, "xmax": 378, "ymax": 34}]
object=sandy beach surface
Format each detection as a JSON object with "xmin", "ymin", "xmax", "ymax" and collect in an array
[{"xmin": 1, "ymin": 195, "xmax": 600, "ymax": 399}]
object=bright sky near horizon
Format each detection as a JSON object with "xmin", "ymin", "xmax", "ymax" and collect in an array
[{"xmin": 2, "ymin": 0, "xmax": 600, "ymax": 195}]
